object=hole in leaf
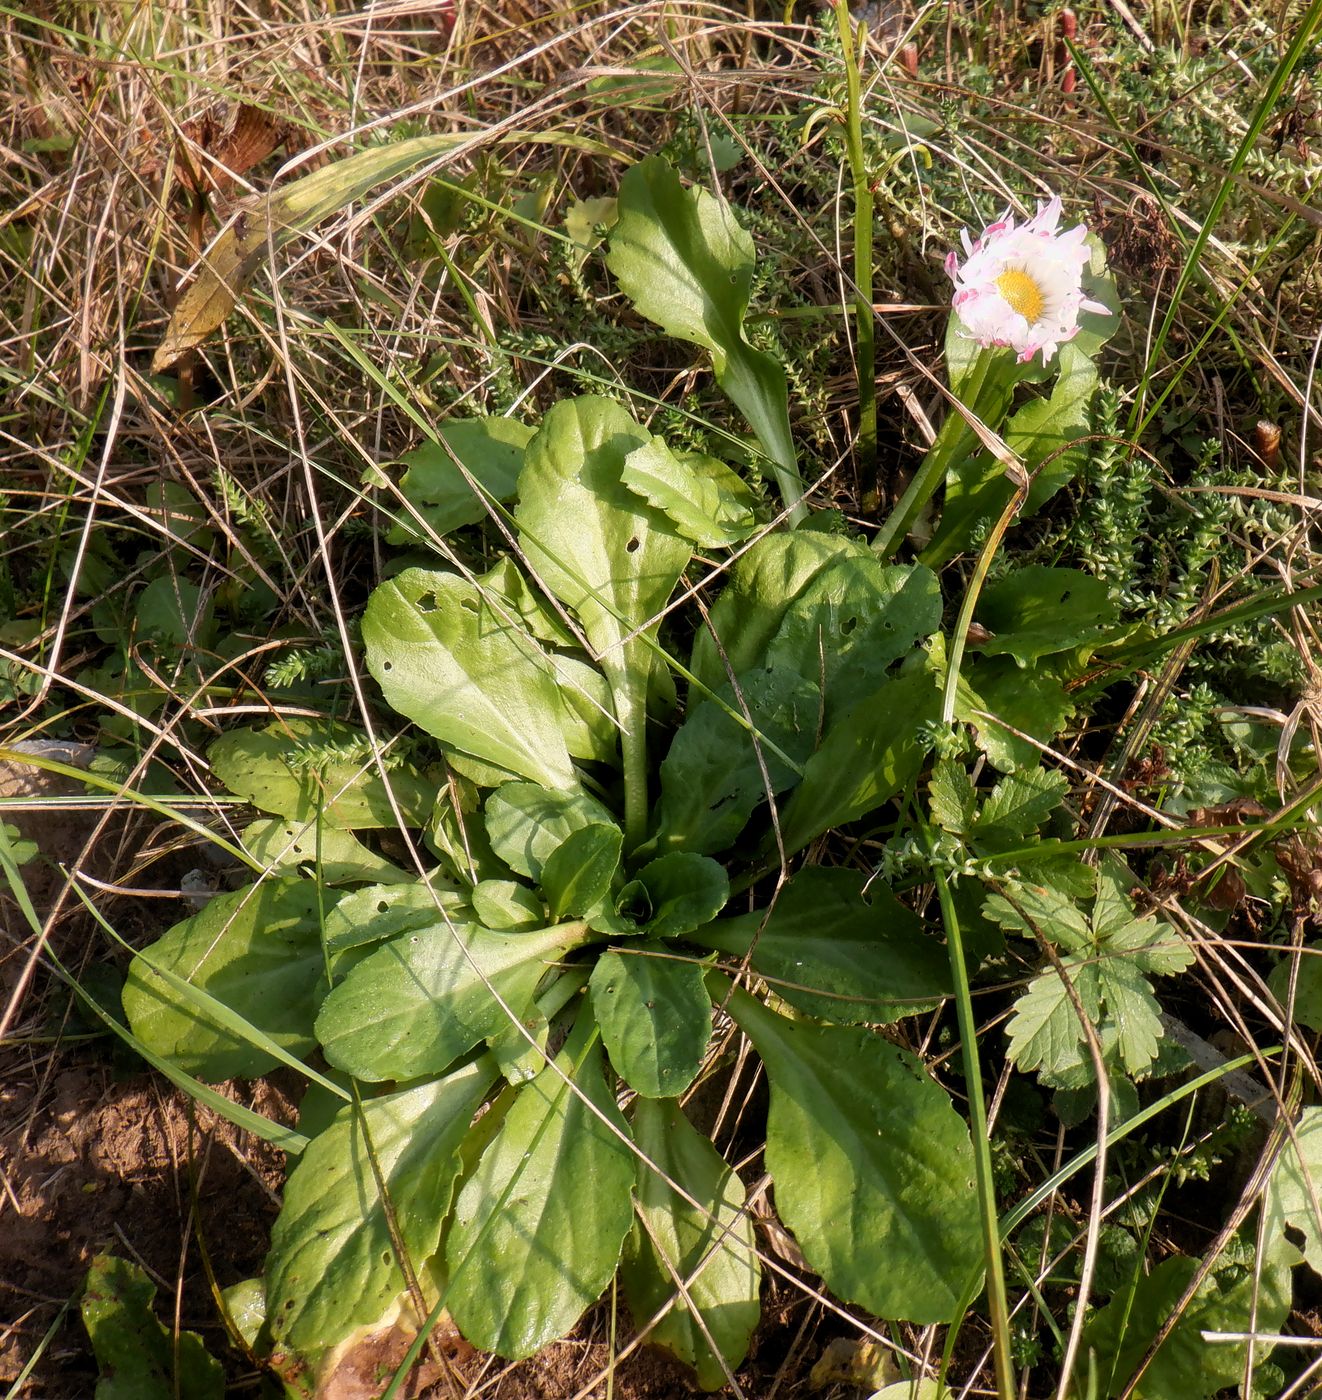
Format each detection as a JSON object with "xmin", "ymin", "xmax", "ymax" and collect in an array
[
  {"xmin": 626, "ymin": 537, "xmax": 640, "ymax": 554},
  {"xmin": 841, "ymin": 615, "xmax": 858, "ymax": 635},
  {"xmin": 460, "ymin": 599, "xmax": 478, "ymax": 614},
  {"xmin": 377, "ymin": 901, "xmax": 389, "ymax": 913},
  {"xmin": 416, "ymin": 591, "xmax": 438, "ymax": 613},
  {"xmin": 383, "ymin": 661, "xmax": 393, "ymax": 672}
]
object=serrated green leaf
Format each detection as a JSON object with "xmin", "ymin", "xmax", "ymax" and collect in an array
[
  {"xmin": 122, "ymin": 881, "xmax": 328, "ymax": 1080},
  {"xmin": 541, "ymin": 823, "xmax": 623, "ymax": 920},
  {"xmin": 695, "ymin": 866, "xmax": 949, "ymax": 1024},
  {"xmin": 624, "ymin": 1098, "xmax": 760, "ymax": 1388},
  {"xmin": 929, "ymin": 758, "xmax": 977, "ymax": 834},
  {"xmin": 210, "ymin": 718, "xmax": 434, "ymax": 829},
  {"xmin": 446, "ymin": 1019, "xmax": 635, "ymax": 1359},
  {"xmin": 394, "ymin": 416, "xmax": 534, "ymax": 539},
  {"xmin": 315, "ymin": 919, "xmax": 591, "ymax": 1081},
  {"xmin": 82, "ymin": 1254, "xmax": 223, "ymax": 1400},
  {"xmin": 779, "ymin": 662, "xmax": 939, "ymax": 855},
  {"xmin": 635, "ymin": 852, "xmax": 730, "ymax": 937},
  {"xmin": 266, "ymin": 1061, "xmax": 494, "ymax": 1361},
  {"xmin": 726, "ymin": 984, "xmax": 981, "ymax": 1323},
  {"xmin": 621, "ymin": 436, "xmax": 758, "ymax": 546},
  {"xmin": 240, "ymin": 817, "xmax": 411, "ymax": 885},
  {"xmin": 606, "ymin": 157, "xmax": 801, "ymax": 516},
  {"xmin": 973, "ymin": 767, "xmax": 1068, "ymax": 842},
  {"xmin": 485, "ymin": 783, "xmax": 618, "ymax": 882},
  {"xmin": 653, "ymin": 666, "xmax": 817, "ymax": 855},
  {"xmin": 983, "ymin": 881, "xmax": 1091, "ymax": 951},
  {"xmin": 590, "ymin": 945, "xmax": 711, "ymax": 1097},
  {"xmin": 362, "ymin": 568, "xmax": 579, "ymax": 790}
]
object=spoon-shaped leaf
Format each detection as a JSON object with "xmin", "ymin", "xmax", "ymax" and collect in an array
[
  {"xmin": 445, "ymin": 1017, "xmax": 635, "ymax": 1359},
  {"xmin": 724, "ymin": 980, "xmax": 981, "ymax": 1324}
]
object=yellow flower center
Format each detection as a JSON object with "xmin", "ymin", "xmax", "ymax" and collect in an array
[{"xmin": 995, "ymin": 268, "xmax": 1045, "ymax": 323}]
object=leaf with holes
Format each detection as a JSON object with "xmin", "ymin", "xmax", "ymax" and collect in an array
[
  {"xmin": 652, "ymin": 666, "xmax": 817, "ymax": 856},
  {"xmin": 393, "ymin": 416, "xmax": 535, "ymax": 540},
  {"xmin": 315, "ymin": 918, "xmax": 593, "ymax": 1082},
  {"xmin": 363, "ymin": 568, "xmax": 579, "ymax": 790},
  {"xmin": 778, "ymin": 661, "xmax": 940, "ymax": 856},
  {"xmin": 240, "ymin": 818, "xmax": 411, "ymax": 885},
  {"xmin": 623, "ymin": 1098, "xmax": 761, "ymax": 1388}
]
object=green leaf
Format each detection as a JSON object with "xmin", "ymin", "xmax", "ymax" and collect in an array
[
  {"xmin": 136, "ymin": 575, "xmax": 215, "ymax": 652},
  {"xmin": 394, "ymin": 416, "xmax": 535, "ymax": 539},
  {"xmin": 973, "ymin": 767, "xmax": 1069, "ymax": 843},
  {"xmin": 954, "ymin": 652, "xmax": 1074, "ymax": 772},
  {"xmin": 210, "ymin": 718, "xmax": 434, "ymax": 829},
  {"xmin": 635, "ymin": 852, "xmax": 730, "ymax": 938},
  {"xmin": 975, "ymin": 566, "xmax": 1117, "ymax": 666},
  {"xmin": 928, "ymin": 758, "xmax": 977, "ymax": 835},
  {"xmin": 654, "ymin": 666, "xmax": 817, "ymax": 855},
  {"xmin": 996, "ymin": 874, "xmax": 1191, "ymax": 1084},
  {"xmin": 122, "ymin": 881, "xmax": 328, "ymax": 1080},
  {"xmin": 240, "ymin": 817, "xmax": 411, "ymax": 885},
  {"xmin": 316, "ymin": 919, "xmax": 591, "ymax": 1081},
  {"xmin": 472, "ymin": 879, "xmax": 544, "ymax": 931},
  {"xmin": 1263, "ymin": 1106, "xmax": 1322, "ymax": 1277},
  {"xmin": 606, "ymin": 156, "xmax": 801, "ymax": 516},
  {"xmin": 623, "ymin": 1098, "xmax": 760, "ymax": 1388},
  {"xmin": 82, "ymin": 1253, "xmax": 223, "ymax": 1400},
  {"xmin": 445, "ymin": 1020, "xmax": 635, "ymax": 1359},
  {"xmin": 485, "ymin": 782, "xmax": 618, "ymax": 882},
  {"xmin": 515, "ymin": 396, "xmax": 691, "ymax": 786},
  {"xmin": 266, "ymin": 1060, "xmax": 494, "ymax": 1361},
  {"xmin": 362, "ymin": 567, "xmax": 579, "ymax": 790},
  {"xmin": 1082, "ymin": 1246, "xmax": 1292, "ymax": 1399},
  {"xmin": 541, "ymin": 823, "xmax": 623, "ymax": 920},
  {"xmin": 590, "ymin": 945, "xmax": 711, "ymax": 1097},
  {"xmin": 695, "ymin": 866, "xmax": 949, "ymax": 1024},
  {"xmin": 779, "ymin": 662, "xmax": 939, "ymax": 855},
  {"xmin": 621, "ymin": 436, "xmax": 758, "ymax": 546},
  {"xmin": 763, "ymin": 557, "xmax": 942, "ymax": 726},
  {"xmin": 725, "ymin": 983, "xmax": 981, "ymax": 1323},
  {"xmin": 324, "ymin": 880, "xmax": 468, "ymax": 956},
  {"xmin": 690, "ymin": 532, "xmax": 865, "ymax": 697}
]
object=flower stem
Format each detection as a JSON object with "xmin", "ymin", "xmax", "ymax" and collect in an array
[
  {"xmin": 871, "ymin": 345, "xmax": 1016, "ymax": 560},
  {"xmin": 835, "ymin": 0, "xmax": 876, "ymax": 477}
]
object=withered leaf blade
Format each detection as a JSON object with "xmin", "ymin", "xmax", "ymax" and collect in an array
[{"xmin": 152, "ymin": 132, "xmax": 467, "ymax": 373}]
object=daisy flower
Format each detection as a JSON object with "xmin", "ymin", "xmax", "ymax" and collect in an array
[{"xmin": 945, "ymin": 196, "xmax": 1110, "ymax": 364}]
